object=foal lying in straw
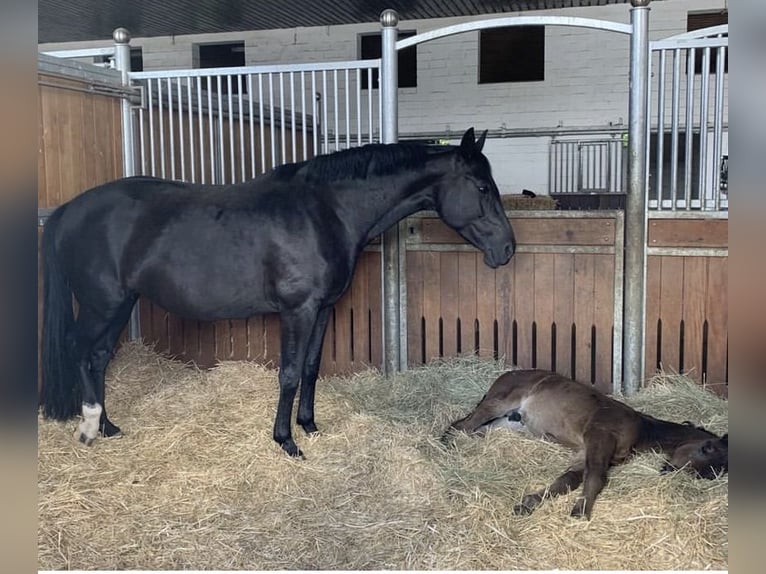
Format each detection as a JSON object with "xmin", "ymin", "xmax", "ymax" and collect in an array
[{"xmin": 444, "ymin": 369, "xmax": 728, "ymax": 519}]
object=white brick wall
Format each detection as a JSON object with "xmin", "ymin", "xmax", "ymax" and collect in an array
[{"xmin": 39, "ymin": 0, "xmax": 727, "ymax": 194}]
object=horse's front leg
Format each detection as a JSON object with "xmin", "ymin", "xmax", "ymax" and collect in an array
[
  {"xmin": 570, "ymin": 430, "xmax": 617, "ymax": 519},
  {"xmin": 297, "ymin": 306, "xmax": 332, "ymax": 435},
  {"xmin": 514, "ymin": 457, "xmax": 585, "ymax": 516},
  {"xmin": 274, "ymin": 305, "xmax": 319, "ymax": 458}
]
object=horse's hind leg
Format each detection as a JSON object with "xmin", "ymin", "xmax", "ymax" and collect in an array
[
  {"xmin": 297, "ymin": 306, "xmax": 332, "ymax": 435},
  {"xmin": 570, "ymin": 430, "xmax": 617, "ymax": 519},
  {"xmin": 514, "ymin": 457, "xmax": 585, "ymax": 516}
]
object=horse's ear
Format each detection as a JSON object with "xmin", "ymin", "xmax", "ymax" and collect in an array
[
  {"xmin": 460, "ymin": 128, "xmax": 476, "ymax": 154},
  {"xmin": 475, "ymin": 130, "xmax": 488, "ymax": 153}
]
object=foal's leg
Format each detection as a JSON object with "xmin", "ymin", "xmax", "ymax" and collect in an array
[
  {"xmin": 570, "ymin": 430, "xmax": 617, "ymax": 519},
  {"xmin": 297, "ymin": 306, "xmax": 332, "ymax": 435},
  {"xmin": 274, "ymin": 305, "xmax": 319, "ymax": 457},
  {"xmin": 513, "ymin": 457, "xmax": 585, "ymax": 516}
]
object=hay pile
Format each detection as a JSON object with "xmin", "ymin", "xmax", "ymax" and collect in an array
[{"xmin": 38, "ymin": 342, "xmax": 727, "ymax": 570}]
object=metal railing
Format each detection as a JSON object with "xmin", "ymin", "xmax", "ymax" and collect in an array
[
  {"xmin": 129, "ymin": 60, "xmax": 382, "ymax": 183},
  {"xmin": 647, "ymin": 25, "xmax": 728, "ymax": 211},
  {"xmin": 550, "ymin": 137, "xmax": 626, "ymax": 194}
]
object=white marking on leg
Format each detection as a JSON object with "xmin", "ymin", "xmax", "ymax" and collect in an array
[{"xmin": 77, "ymin": 403, "xmax": 103, "ymax": 443}]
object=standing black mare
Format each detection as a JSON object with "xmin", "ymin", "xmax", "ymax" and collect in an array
[{"xmin": 41, "ymin": 128, "xmax": 515, "ymax": 457}]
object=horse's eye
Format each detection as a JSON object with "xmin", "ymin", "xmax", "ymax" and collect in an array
[{"xmin": 478, "ymin": 185, "xmax": 489, "ymax": 194}]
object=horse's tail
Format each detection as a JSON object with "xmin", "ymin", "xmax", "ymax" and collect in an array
[{"xmin": 40, "ymin": 206, "xmax": 81, "ymax": 420}]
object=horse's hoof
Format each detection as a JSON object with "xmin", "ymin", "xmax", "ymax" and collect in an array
[
  {"xmin": 77, "ymin": 432, "xmax": 95, "ymax": 447},
  {"xmin": 280, "ymin": 440, "xmax": 304, "ymax": 459},
  {"xmin": 569, "ymin": 500, "xmax": 590, "ymax": 519},
  {"xmin": 300, "ymin": 421, "xmax": 319, "ymax": 435},
  {"xmin": 101, "ymin": 421, "xmax": 123, "ymax": 438}
]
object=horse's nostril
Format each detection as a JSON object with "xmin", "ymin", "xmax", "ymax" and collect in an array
[{"xmin": 504, "ymin": 242, "xmax": 514, "ymax": 259}]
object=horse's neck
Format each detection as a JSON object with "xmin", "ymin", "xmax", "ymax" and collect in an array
[
  {"xmin": 336, "ymin": 169, "xmax": 440, "ymax": 245},
  {"xmin": 640, "ymin": 415, "xmax": 711, "ymax": 451}
]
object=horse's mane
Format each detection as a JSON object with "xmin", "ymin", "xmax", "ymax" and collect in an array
[{"xmin": 270, "ymin": 142, "xmax": 451, "ymax": 185}]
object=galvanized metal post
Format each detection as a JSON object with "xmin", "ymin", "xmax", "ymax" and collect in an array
[
  {"xmin": 380, "ymin": 9, "xmax": 406, "ymax": 374},
  {"xmin": 113, "ymin": 27, "xmax": 141, "ymax": 340},
  {"xmin": 623, "ymin": 1, "xmax": 650, "ymax": 394}
]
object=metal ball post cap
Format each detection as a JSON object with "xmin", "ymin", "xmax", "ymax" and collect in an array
[
  {"xmin": 113, "ymin": 28, "xmax": 131, "ymax": 43},
  {"xmin": 380, "ymin": 9, "xmax": 399, "ymax": 27},
  {"xmin": 630, "ymin": 0, "xmax": 651, "ymax": 6}
]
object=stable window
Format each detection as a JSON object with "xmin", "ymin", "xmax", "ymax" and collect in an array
[
  {"xmin": 360, "ymin": 30, "xmax": 417, "ymax": 89},
  {"xmin": 479, "ymin": 26, "xmax": 545, "ymax": 84},
  {"xmin": 193, "ymin": 41, "xmax": 246, "ymax": 94},
  {"xmin": 94, "ymin": 47, "xmax": 143, "ymax": 71},
  {"xmin": 687, "ymin": 11, "xmax": 728, "ymax": 74}
]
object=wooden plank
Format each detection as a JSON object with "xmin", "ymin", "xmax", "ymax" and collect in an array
[
  {"xmin": 215, "ymin": 320, "xmax": 232, "ymax": 361},
  {"xmin": 417, "ymin": 217, "xmax": 616, "ymax": 246},
  {"xmin": 533, "ymin": 253, "xmax": 555, "ymax": 371},
  {"xmin": 705, "ymin": 257, "xmax": 728, "ymax": 390},
  {"xmin": 513, "ymin": 252, "xmax": 536, "ymax": 368},
  {"xmin": 406, "ymin": 251, "xmax": 425, "ymax": 366},
  {"xmin": 166, "ymin": 312, "xmax": 186, "ymax": 359},
  {"xmin": 422, "ymin": 251, "xmax": 441, "ymax": 362},
  {"xmin": 439, "ymin": 252, "xmax": 460, "ymax": 358},
  {"xmin": 682, "ymin": 257, "xmax": 707, "ymax": 380},
  {"xmin": 457, "ymin": 251, "xmax": 478, "ymax": 355},
  {"xmin": 248, "ymin": 315, "xmax": 266, "ymax": 362},
  {"xmin": 39, "ymin": 85, "xmax": 61, "ymax": 208},
  {"xmin": 648, "ymin": 219, "xmax": 728, "ymax": 248},
  {"xmin": 229, "ymin": 319, "xmax": 249, "ymax": 360},
  {"xmin": 553, "ymin": 254, "xmax": 574, "ymax": 378},
  {"xmin": 264, "ymin": 314, "xmax": 282, "ymax": 370},
  {"xmin": 476, "ymin": 254, "xmax": 497, "ymax": 359},
  {"xmin": 334, "ymin": 288, "xmax": 354, "ymax": 374},
  {"xmin": 573, "ymin": 254, "xmax": 596, "ymax": 384},
  {"xmin": 197, "ymin": 321, "xmax": 218, "ymax": 368},
  {"xmin": 495, "ymin": 257, "xmax": 515, "ymax": 364},
  {"xmin": 37, "ymin": 88, "xmax": 48, "ymax": 207},
  {"xmin": 644, "ymin": 256, "xmax": 663, "ymax": 380},
  {"xmin": 593, "ymin": 254, "xmax": 615, "ymax": 392},
  {"xmin": 367, "ymin": 252, "xmax": 382, "ymax": 368},
  {"xmin": 658, "ymin": 256, "xmax": 685, "ymax": 374},
  {"xmin": 352, "ymin": 253, "xmax": 372, "ymax": 368}
]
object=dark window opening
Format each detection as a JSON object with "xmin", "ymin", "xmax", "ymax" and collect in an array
[
  {"xmin": 687, "ymin": 11, "xmax": 728, "ymax": 74},
  {"xmin": 360, "ymin": 30, "xmax": 417, "ymax": 89},
  {"xmin": 94, "ymin": 47, "xmax": 143, "ymax": 72},
  {"xmin": 479, "ymin": 26, "xmax": 544, "ymax": 84},
  {"xmin": 194, "ymin": 42, "xmax": 246, "ymax": 94}
]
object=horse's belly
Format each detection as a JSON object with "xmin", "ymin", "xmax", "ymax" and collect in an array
[{"xmin": 519, "ymin": 395, "xmax": 584, "ymax": 449}]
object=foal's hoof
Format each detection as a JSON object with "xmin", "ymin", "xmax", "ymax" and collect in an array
[
  {"xmin": 280, "ymin": 439, "xmax": 305, "ymax": 459},
  {"xmin": 76, "ymin": 431, "xmax": 96, "ymax": 447},
  {"xmin": 569, "ymin": 499, "xmax": 590, "ymax": 520},
  {"xmin": 300, "ymin": 421, "xmax": 319, "ymax": 436}
]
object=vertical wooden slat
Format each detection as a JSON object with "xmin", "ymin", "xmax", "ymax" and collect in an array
[
  {"xmin": 495, "ymin": 257, "xmax": 515, "ymax": 363},
  {"xmin": 533, "ymin": 253, "xmax": 555, "ymax": 371},
  {"xmin": 406, "ymin": 251, "xmax": 425, "ymax": 366},
  {"xmin": 645, "ymin": 256, "xmax": 662, "ymax": 379},
  {"xmin": 248, "ymin": 316, "xmax": 267, "ymax": 362},
  {"xmin": 573, "ymin": 254, "xmax": 595, "ymax": 383},
  {"xmin": 476, "ymin": 254, "xmax": 496, "ymax": 358},
  {"xmin": 513, "ymin": 253, "xmax": 536, "ymax": 368},
  {"xmin": 197, "ymin": 321, "xmax": 218, "ymax": 368},
  {"xmin": 553, "ymin": 253, "xmax": 574, "ymax": 378},
  {"xmin": 705, "ymin": 257, "xmax": 728, "ymax": 389},
  {"xmin": 351, "ymin": 253, "xmax": 372, "ymax": 368},
  {"xmin": 230, "ymin": 319, "xmax": 249, "ymax": 360},
  {"xmin": 682, "ymin": 257, "xmax": 707, "ymax": 379},
  {"xmin": 367, "ymin": 252, "xmax": 382, "ymax": 368},
  {"xmin": 334, "ymin": 289, "xmax": 354, "ymax": 374},
  {"xmin": 439, "ymin": 252, "xmax": 460, "ymax": 357},
  {"xmin": 593, "ymin": 254, "xmax": 615, "ymax": 392},
  {"xmin": 658, "ymin": 256, "xmax": 684, "ymax": 373},
  {"xmin": 457, "ymin": 251, "xmax": 477, "ymax": 355},
  {"xmin": 264, "ymin": 314, "xmax": 282, "ymax": 369},
  {"xmin": 215, "ymin": 320, "xmax": 232, "ymax": 361},
  {"xmin": 422, "ymin": 251, "xmax": 441, "ymax": 362},
  {"xmin": 166, "ymin": 312, "xmax": 185, "ymax": 358}
]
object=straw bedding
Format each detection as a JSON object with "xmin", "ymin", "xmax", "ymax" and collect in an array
[{"xmin": 38, "ymin": 342, "xmax": 727, "ymax": 570}]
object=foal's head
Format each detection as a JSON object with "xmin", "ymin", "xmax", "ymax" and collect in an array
[
  {"xmin": 662, "ymin": 430, "xmax": 728, "ymax": 479},
  {"xmin": 433, "ymin": 128, "xmax": 516, "ymax": 268}
]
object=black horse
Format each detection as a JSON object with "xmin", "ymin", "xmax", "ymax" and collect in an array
[{"xmin": 41, "ymin": 128, "xmax": 515, "ymax": 457}]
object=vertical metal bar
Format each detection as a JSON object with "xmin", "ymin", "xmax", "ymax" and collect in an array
[
  {"xmin": 301, "ymin": 72, "xmax": 307, "ymax": 160},
  {"xmin": 684, "ymin": 47, "xmax": 695, "ymax": 210},
  {"xmin": 279, "ymin": 72, "xmax": 286, "ymax": 165},
  {"xmin": 227, "ymin": 75, "xmax": 235, "ymax": 183},
  {"xmin": 269, "ymin": 73, "xmax": 277, "ymax": 168},
  {"xmin": 670, "ymin": 48, "xmax": 681, "ymax": 210},
  {"xmin": 322, "ymin": 70, "xmax": 328, "ymax": 152},
  {"xmin": 138, "ymin": 104, "xmax": 146, "ymax": 175},
  {"xmin": 713, "ymin": 43, "xmax": 725, "ymax": 211},
  {"xmin": 380, "ymin": 9, "xmax": 403, "ymax": 374},
  {"xmin": 238, "ymin": 74, "xmax": 245, "ymax": 182},
  {"xmin": 698, "ymin": 47, "xmax": 710, "ymax": 210},
  {"xmin": 345, "ymin": 68, "xmax": 350, "ymax": 149},
  {"xmin": 367, "ymin": 68, "xmax": 373, "ymax": 143},
  {"xmin": 113, "ymin": 28, "xmax": 140, "ymax": 340},
  {"xmin": 207, "ymin": 76, "xmax": 215, "ymax": 184},
  {"xmin": 311, "ymin": 71, "xmax": 318, "ymax": 158},
  {"xmin": 356, "ymin": 68, "xmax": 362, "ymax": 146},
  {"xmin": 290, "ymin": 71, "xmax": 297, "ymax": 162},
  {"xmin": 217, "ymin": 76, "xmax": 225, "ymax": 184},
  {"xmin": 259, "ymin": 74, "xmax": 266, "ymax": 173},
  {"xmin": 167, "ymin": 78, "xmax": 175, "ymax": 180},
  {"xmin": 645, "ymin": 51, "xmax": 653, "ymax": 199},
  {"xmin": 157, "ymin": 76, "xmax": 166, "ymax": 178},
  {"xmin": 196, "ymin": 76, "xmax": 204, "ymax": 184},
  {"xmin": 248, "ymin": 75, "xmax": 255, "ymax": 178},
  {"xmin": 622, "ymin": 0, "xmax": 650, "ymax": 395},
  {"xmin": 177, "ymin": 79, "xmax": 185, "ymax": 181},
  {"xmin": 333, "ymin": 70, "xmax": 339, "ymax": 151},
  {"xmin": 187, "ymin": 79, "xmax": 195, "ymax": 182},
  {"xmin": 656, "ymin": 49, "xmax": 666, "ymax": 206}
]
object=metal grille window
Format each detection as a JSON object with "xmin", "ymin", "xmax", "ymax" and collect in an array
[
  {"xmin": 479, "ymin": 26, "xmax": 545, "ymax": 84},
  {"xmin": 549, "ymin": 138, "xmax": 625, "ymax": 194}
]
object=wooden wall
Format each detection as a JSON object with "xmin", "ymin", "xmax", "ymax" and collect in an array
[{"xmin": 645, "ymin": 217, "xmax": 728, "ymax": 395}]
